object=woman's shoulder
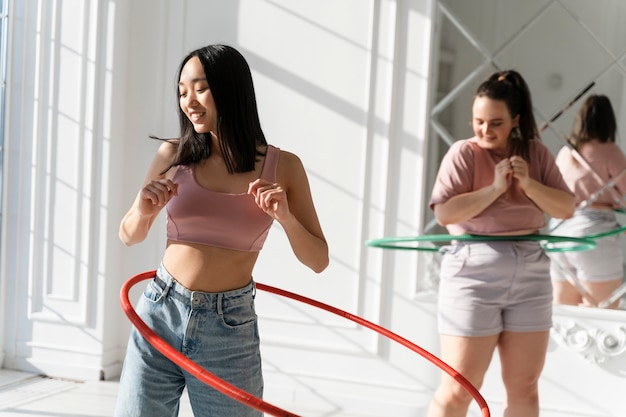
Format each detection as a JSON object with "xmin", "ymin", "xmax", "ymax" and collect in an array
[
  {"xmin": 271, "ymin": 146, "xmax": 307, "ymax": 185},
  {"xmin": 153, "ymin": 140, "xmax": 179, "ymax": 177},
  {"xmin": 594, "ymin": 140, "xmax": 625, "ymax": 153},
  {"xmin": 445, "ymin": 137, "xmax": 477, "ymax": 160},
  {"xmin": 275, "ymin": 147, "xmax": 303, "ymax": 170},
  {"xmin": 528, "ymin": 139, "xmax": 554, "ymax": 156},
  {"xmin": 451, "ymin": 137, "xmax": 475, "ymax": 149},
  {"xmin": 565, "ymin": 140, "xmax": 623, "ymax": 158},
  {"xmin": 156, "ymin": 139, "xmax": 178, "ymax": 155}
]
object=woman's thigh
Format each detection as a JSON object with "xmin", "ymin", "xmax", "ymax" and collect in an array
[
  {"xmin": 498, "ymin": 330, "xmax": 550, "ymax": 390},
  {"xmin": 438, "ymin": 334, "xmax": 500, "ymax": 392}
]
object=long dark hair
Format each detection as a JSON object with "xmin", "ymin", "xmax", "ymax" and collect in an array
[
  {"xmin": 155, "ymin": 44, "xmax": 267, "ymax": 174},
  {"xmin": 475, "ymin": 69, "xmax": 538, "ymax": 161},
  {"xmin": 570, "ymin": 94, "xmax": 617, "ymax": 147}
]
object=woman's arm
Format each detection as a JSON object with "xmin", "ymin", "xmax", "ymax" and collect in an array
[
  {"xmin": 434, "ymin": 184, "xmax": 503, "ymax": 226},
  {"xmin": 248, "ymin": 151, "xmax": 328, "ymax": 273},
  {"xmin": 511, "ymin": 155, "xmax": 575, "ymax": 219},
  {"xmin": 435, "ymin": 158, "xmax": 510, "ymax": 226},
  {"xmin": 519, "ymin": 179, "xmax": 575, "ymax": 219},
  {"xmin": 119, "ymin": 141, "xmax": 178, "ymax": 246}
]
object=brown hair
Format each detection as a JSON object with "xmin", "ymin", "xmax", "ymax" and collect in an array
[
  {"xmin": 475, "ymin": 69, "xmax": 539, "ymax": 161},
  {"xmin": 570, "ymin": 94, "xmax": 617, "ymax": 148}
]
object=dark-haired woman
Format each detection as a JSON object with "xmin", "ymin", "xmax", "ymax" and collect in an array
[
  {"xmin": 115, "ymin": 44, "xmax": 328, "ymax": 417},
  {"xmin": 427, "ymin": 70, "xmax": 574, "ymax": 417},
  {"xmin": 550, "ymin": 94, "xmax": 626, "ymax": 309}
]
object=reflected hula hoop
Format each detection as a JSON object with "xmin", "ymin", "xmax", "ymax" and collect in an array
[
  {"xmin": 366, "ymin": 234, "xmax": 597, "ymax": 253},
  {"xmin": 120, "ymin": 271, "xmax": 491, "ymax": 417},
  {"xmin": 584, "ymin": 222, "xmax": 626, "ymax": 240}
]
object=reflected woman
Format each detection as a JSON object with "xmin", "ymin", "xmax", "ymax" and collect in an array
[{"xmin": 550, "ymin": 94, "xmax": 626, "ymax": 309}]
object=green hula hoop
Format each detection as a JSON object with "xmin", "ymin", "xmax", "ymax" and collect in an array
[
  {"xmin": 548, "ymin": 209, "xmax": 626, "ymax": 242},
  {"xmin": 366, "ymin": 234, "xmax": 597, "ymax": 253},
  {"xmin": 583, "ymin": 222, "xmax": 626, "ymax": 240}
]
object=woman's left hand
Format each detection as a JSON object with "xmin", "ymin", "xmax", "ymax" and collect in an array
[
  {"xmin": 248, "ymin": 178, "xmax": 291, "ymax": 221},
  {"xmin": 510, "ymin": 155, "xmax": 531, "ymax": 189}
]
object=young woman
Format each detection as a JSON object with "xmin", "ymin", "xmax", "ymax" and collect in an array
[
  {"xmin": 427, "ymin": 70, "xmax": 574, "ymax": 417},
  {"xmin": 115, "ymin": 44, "xmax": 328, "ymax": 417},
  {"xmin": 550, "ymin": 94, "xmax": 626, "ymax": 308}
]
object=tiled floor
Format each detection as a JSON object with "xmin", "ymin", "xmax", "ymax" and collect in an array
[
  {"xmin": 0, "ymin": 369, "xmax": 365, "ymax": 417},
  {"xmin": 0, "ymin": 367, "xmax": 389, "ymax": 417},
  {"xmin": 0, "ymin": 369, "xmax": 379, "ymax": 417},
  {"xmin": 0, "ymin": 367, "xmax": 598, "ymax": 417},
  {"xmin": 0, "ymin": 369, "xmax": 194, "ymax": 417}
]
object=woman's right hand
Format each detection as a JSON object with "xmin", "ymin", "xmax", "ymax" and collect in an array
[
  {"xmin": 119, "ymin": 140, "xmax": 179, "ymax": 246},
  {"xmin": 493, "ymin": 158, "xmax": 512, "ymax": 194},
  {"xmin": 137, "ymin": 179, "xmax": 178, "ymax": 216}
]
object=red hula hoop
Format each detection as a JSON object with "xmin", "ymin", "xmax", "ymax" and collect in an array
[{"xmin": 120, "ymin": 271, "xmax": 491, "ymax": 417}]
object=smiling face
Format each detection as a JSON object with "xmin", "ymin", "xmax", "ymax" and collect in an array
[
  {"xmin": 472, "ymin": 95, "xmax": 519, "ymax": 150},
  {"xmin": 178, "ymin": 56, "xmax": 217, "ymax": 134}
]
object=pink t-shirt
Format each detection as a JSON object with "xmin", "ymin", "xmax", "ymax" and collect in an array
[
  {"xmin": 429, "ymin": 137, "xmax": 571, "ymax": 235},
  {"xmin": 555, "ymin": 141, "xmax": 626, "ymax": 207}
]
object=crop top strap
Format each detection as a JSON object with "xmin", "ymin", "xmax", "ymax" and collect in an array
[{"xmin": 260, "ymin": 145, "xmax": 280, "ymax": 182}]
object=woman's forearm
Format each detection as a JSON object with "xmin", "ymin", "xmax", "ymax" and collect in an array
[
  {"xmin": 279, "ymin": 214, "xmax": 329, "ymax": 273},
  {"xmin": 119, "ymin": 209, "xmax": 157, "ymax": 246},
  {"xmin": 434, "ymin": 185, "xmax": 502, "ymax": 226}
]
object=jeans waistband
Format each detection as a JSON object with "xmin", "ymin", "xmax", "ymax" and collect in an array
[{"xmin": 154, "ymin": 263, "xmax": 255, "ymax": 310}]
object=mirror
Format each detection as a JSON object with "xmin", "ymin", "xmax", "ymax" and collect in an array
[{"xmin": 425, "ymin": 0, "xmax": 626, "ymax": 310}]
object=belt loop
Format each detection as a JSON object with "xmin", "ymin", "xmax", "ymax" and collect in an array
[
  {"xmin": 161, "ymin": 275, "xmax": 174, "ymax": 299},
  {"xmin": 252, "ymin": 281, "xmax": 256, "ymax": 299},
  {"xmin": 217, "ymin": 293, "xmax": 223, "ymax": 315},
  {"xmin": 154, "ymin": 271, "xmax": 175, "ymax": 298}
]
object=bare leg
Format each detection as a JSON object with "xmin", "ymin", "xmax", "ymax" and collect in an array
[
  {"xmin": 552, "ymin": 279, "xmax": 582, "ymax": 306},
  {"xmin": 498, "ymin": 331, "xmax": 549, "ymax": 417},
  {"xmin": 584, "ymin": 278, "xmax": 623, "ymax": 309},
  {"xmin": 427, "ymin": 334, "xmax": 499, "ymax": 417}
]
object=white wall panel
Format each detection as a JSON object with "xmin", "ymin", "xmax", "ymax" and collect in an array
[{"xmin": 2, "ymin": 0, "xmax": 131, "ymax": 380}]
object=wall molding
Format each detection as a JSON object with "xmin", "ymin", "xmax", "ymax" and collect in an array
[{"xmin": 552, "ymin": 306, "xmax": 626, "ymax": 364}]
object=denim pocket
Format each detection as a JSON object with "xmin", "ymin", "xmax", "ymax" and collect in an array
[
  {"xmin": 142, "ymin": 279, "xmax": 167, "ymax": 303},
  {"xmin": 220, "ymin": 298, "xmax": 257, "ymax": 329}
]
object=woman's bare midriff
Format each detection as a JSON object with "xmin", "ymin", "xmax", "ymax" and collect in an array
[
  {"xmin": 451, "ymin": 228, "xmax": 540, "ymax": 237},
  {"xmin": 162, "ymin": 241, "xmax": 259, "ymax": 293},
  {"xmin": 588, "ymin": 203, "xmax": 615, "ymax": 210},
  {"xmin": 486, "ymin": 228, "xmax": 540, "ymax": 236}
]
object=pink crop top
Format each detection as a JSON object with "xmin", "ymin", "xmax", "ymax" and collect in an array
[{"xmin": 166, "ymin": 145, "xmax": 280, "ymax": 252}]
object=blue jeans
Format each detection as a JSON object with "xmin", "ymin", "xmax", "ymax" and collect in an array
[{"xmin": 114, "ymin": 264, "xmax": 263, "ymax": 417}]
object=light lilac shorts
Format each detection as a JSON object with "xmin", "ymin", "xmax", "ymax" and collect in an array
[
  {"xmin": 549, "ymin": 208, "xmax": 623, "ymax": 283},
  {"xmin": 438, "ymin": 241, "xmax": 552, "ymax": 337}
]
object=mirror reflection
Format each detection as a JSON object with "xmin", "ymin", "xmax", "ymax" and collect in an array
[
  {"xmin": 548, "ymin": 94, "xmax": 626, "ymax": 310},
  {"xmin": 427, "ymin": 0, "xmax": 626, "ymax": 309}
]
